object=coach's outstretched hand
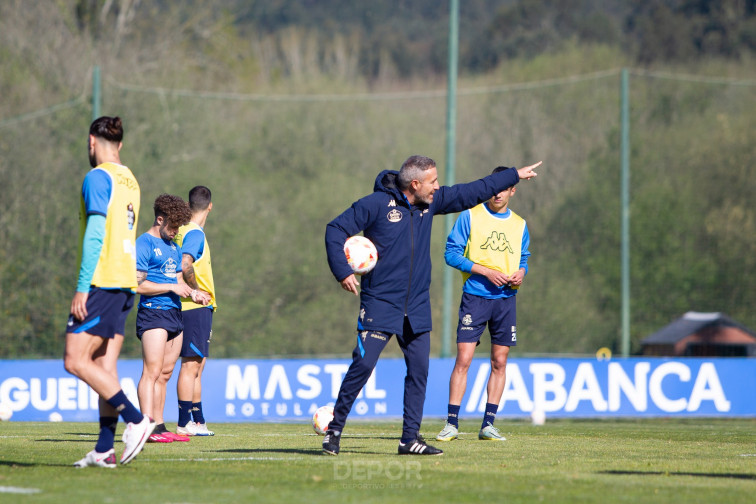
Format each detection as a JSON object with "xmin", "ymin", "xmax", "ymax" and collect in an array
[{"xmin": 517, "ymin": 161, "xmax": 542, "ymax": 180}]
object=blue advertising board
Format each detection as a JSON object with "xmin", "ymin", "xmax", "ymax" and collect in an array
[{"xmin": 1, "ymin": 357, "xmax": 754, "ymax": 422}]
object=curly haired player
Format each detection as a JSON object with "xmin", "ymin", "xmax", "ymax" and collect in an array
[{"xmin": 135, "ymin": 194, "xmax": 209, "ymax": 443}]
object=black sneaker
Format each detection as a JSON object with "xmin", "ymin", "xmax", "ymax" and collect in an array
[
  {"xmin": 322, "ymin": 430, "xmax": 341, "ymax": 455},
  {"xmin": 398, "ymin": 435, "xmax": 443, "ymax": 455}
]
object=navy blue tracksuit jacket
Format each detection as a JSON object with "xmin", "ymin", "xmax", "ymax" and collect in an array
[
  {"xmin": 324, "ymin": 166, "xmax": 521, "ymax": 440},
  {"xmin": 325, "ymin": 167, "xmax": 521, "ymax": 335}
]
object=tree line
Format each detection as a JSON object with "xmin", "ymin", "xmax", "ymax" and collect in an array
[{"xmin": 73, "ymin": 0, "xmax": 756, "ymax": 79}]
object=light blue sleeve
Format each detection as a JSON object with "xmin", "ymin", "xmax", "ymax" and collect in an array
[
  {"xmin": 444, "ymin": 210, "xmax": 475, "ymax": 273},
  {"xmin": 519, "ymin": 222, "xmax": 531, "ymax": 275},
  {"xmin": 76, "ymin": 214, "xmax": 106, "ymax": 292},
  {"xmin": 82, "ymin": 169, "xmax": 112, "ymax": 216},
  {"xmin": 180, "ymin": 229, "xmax": 205, "ymax": 261}
]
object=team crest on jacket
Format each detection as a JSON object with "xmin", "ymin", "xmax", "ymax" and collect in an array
[{"xmin": 387, "ymin": 209, "xmax": 402, "ymax": 222}]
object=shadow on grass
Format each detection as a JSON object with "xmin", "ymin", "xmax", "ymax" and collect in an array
[
  {"xmin": 216, "ymin": 447, "xmax": 385, "ymax": 456},
  {"xmin": 0, "ymin": 460, "xmax": 71, "ymax": 468},
  {"xmin": 345, "ymin": 435, "xmax": 402, "ymax": 441},
  {"xmin": 601, "ymin": 470, "xmax": 756, "ymax": 480}
]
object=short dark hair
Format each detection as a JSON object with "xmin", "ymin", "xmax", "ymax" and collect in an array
[
  {"xmin": 153, "ymin": 194, "xmax": 192, "ymax": 228},
  {"xmin": 89, "ymin": 116, "xmax": 123, "ymax": 143},
  {"xmin": 188, "ymin": 186, "xmax": 212, "ymax": 212},
  {"xmin": 397, "ymin": 155, "xmax": 436, "ymax": 191},
  {"xmin": 492, "ymin": 166, "xmax": 513, "ymax": 175}
]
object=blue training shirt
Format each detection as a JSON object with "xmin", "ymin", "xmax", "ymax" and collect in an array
[{"xmin": 136, "ymin": 233, "xmax": 183, "ymax": 310}]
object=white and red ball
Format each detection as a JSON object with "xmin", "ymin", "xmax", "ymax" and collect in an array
[
  {"xmin": 344, "ymin": 235, "xmax": 378, "ymax": 275},
  {"xmin": 312, "ymin": 405, "xmax": 334, "ymax": 435},
  {"xmin": 0, "ymin": 402, "xmax": 12, "ymax": 421}
]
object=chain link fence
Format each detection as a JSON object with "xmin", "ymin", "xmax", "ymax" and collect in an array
[{"xmin": 1, "ymin": 68, "xmax": 754, "ymax": 358}]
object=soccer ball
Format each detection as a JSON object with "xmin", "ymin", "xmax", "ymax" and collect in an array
[
  {"xmin": 344, "ymin": 235, "xmax": 378, "ymax": 275},
  {"xmin": 0, "ymin": 402, "xmax": 12, "ymax": 421},
  {"xmin": 312, "ymin": 405, "xmax": 334, "ymax": 435},
  {"xmin": 531, "ymin": 408, "xmax": 546, "ymax": 426},
  {"xmin": 48, "ymin": 412, "xmax": 63, "ymax": 422}
]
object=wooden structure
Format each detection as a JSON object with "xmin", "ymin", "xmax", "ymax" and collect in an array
[{"xmin": 640, "ymin": 312, "xmax": 756, "ymax": 357}]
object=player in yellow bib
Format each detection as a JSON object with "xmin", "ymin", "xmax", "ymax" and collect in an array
[
  {"xmin": 437, "ymin": 166, "xmax": 531, "ymax": 443},
  {"xmin": 173, "ymin": 186, "xmax": 217, "ymax": 436},
  {"xmin": 65, "ymin": 116, "xmax": 155, "ymax": 468}
]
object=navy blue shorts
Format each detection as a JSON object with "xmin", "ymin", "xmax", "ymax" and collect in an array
[
  {"xmin": 456, "ymin": 292, "xmax": 517, "ymax": 346},
  {"xmin": 180, "ymin": 307, "xmax": 213, "ymax": 358},
  {"xmin": 66, "ymin": 288, "xmax": 134, "ymax": 338},
  {"xmin": 136, "ymin": 307, "xmax": 183, "ymax": 341}
]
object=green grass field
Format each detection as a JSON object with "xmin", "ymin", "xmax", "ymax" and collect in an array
[{"xmin": 1, "ymin": 418, "xmax": 754, "ymax": 503}]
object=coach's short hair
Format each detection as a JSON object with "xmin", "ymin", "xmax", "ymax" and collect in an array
[{"xmin": 397, "ymin": 155, "xmax": 436, "ymax": 191}]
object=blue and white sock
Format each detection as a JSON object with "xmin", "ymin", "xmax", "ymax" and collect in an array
[
  {"xmin": 482, "ymin": 402, "xmax": 498, "ymax": 429},
  {"xmin": 192, "ymin": 402, "xmax": 206, "ymax": 424},
  {"xmin": 106, "ymin": 390, "xmax": 143, "ymax": 424},
  {"xmin": 447, "ymin": 404, "xmax": 461, "ymax": 428},
  {"xmin": 178, "ymin": 400, "xmax": 192, "ymax": 427}
]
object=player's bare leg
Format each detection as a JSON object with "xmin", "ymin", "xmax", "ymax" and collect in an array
[
  {"xmin": 449, "ymin": 342, "xmax": 477, "ymax": 405},
  {"xmin": 194, "ymin": 357, "xmax": 206, "ymax": 403},
  {"xmin": 137, "ymin": 328, "xmax": 168, "ymax": 421},
  {"xmin": 177, "ymin": 356, "xmax": 202, "ymax": 403},
  {"xmin": 437, "ymin": 342, "xmax": 476, "ymax": 441},
  {"xmin": 151, "ymin": 334, "xmax": 188, "ymax": 441},
  {"xmin": 486, "ymin": 344, "xmax": 510, "ymax": 405},
  {"xmin": 93, "ymin": 333, "xmax": 124, "ymax": 418},
  {"xmin": 478, "ymin": 344, "xmax": 510, "ymax": 441},
  {"xmin": 64, "ymin": 332, "xmax": 122, "ymax": 399},
  {"xmin": 154, "ymin": 333, "xmax": 183, "ymax": 426}
]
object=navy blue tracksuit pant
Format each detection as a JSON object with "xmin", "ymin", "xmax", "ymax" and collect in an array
[{"xmin": 329, "ymin": 317, "xmax": 430, "ymax": 441}]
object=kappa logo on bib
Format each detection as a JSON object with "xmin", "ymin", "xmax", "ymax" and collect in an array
[{"xmin": 387, "ymin": 209, "xmax": 402, "ymax": 223}]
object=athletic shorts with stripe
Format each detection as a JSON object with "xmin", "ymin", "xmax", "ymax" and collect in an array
[
  {"xmin": 66, "ymin": 287, "xmax": 134, "ymax": 338},
  {"xmin": 180, "ymin": 307, "xmax": 213, "ymax": 358}
]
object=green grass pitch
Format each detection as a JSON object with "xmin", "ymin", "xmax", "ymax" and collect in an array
[{"xmin": 1, "ymin": 418, "xmax": 754, "ymax": 503}]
